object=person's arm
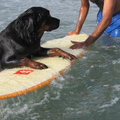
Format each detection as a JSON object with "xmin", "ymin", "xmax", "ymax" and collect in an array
[
  {"xmin": 70, "ymin": 0, "xmax": 116, "ymax": 49},
  {"xmin": 67, "ymin": 0, "xmax": 89, "ymax": 36}
]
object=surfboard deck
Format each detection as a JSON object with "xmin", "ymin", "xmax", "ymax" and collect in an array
[{"xmin": 0, "ymin": 34, "xmax": 88, "ymax": 100}]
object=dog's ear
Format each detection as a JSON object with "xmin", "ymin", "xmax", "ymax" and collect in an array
[
  {"xmin": 26, "ymin": 15, "xmax": 34, "ymax": 33},
  {"xmin": 15, "ymin": 14, "xmax": 34, "ymax": 34},
  {"xmin": 14, "ymin": 14, "xmax": 36, "ymax": 45}
]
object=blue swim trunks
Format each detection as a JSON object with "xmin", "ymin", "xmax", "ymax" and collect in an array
[{"xmin": 97, "ymin": 10, "xmax": 120, "ymax": 37}]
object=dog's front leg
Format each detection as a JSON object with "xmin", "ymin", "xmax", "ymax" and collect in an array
[
  {"xmin": 36, "ymin": 47, "xmax": 76, "ymax": 60},
  {"xmin": 1, "ymin": 56, "xmax": 47, "ymax": 69},
  {"xmin": 47, "ymin": 48, "xmax": 76, "ymax": 60},
  {"xmin": 19, "ymin": 57, "xmax": 48, "ymax": 69}
]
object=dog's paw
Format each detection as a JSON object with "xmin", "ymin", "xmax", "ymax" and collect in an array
[
  {"xmin": 34, "ymin": 63, "xmax": 48, "ymax": 69},
  {"xmin": 67, "ymin": 54, "xmax": 77, "ymax": 61},
  {"xmin": 27, "ymin": 60, "xmax": 48, "ymax": 69}
]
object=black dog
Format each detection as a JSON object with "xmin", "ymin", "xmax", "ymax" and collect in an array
[{"xmin": 0, "ymin": 7, "xmax": 76, "ymax": 70}]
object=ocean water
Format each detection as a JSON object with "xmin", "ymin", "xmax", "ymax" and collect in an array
[{"xmin": 0, "ymin": 0, "xmax": 120, "ymax": 120}]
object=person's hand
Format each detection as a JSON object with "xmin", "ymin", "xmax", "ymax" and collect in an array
[
  {"xmin": 70, "ymin": 41, "xmax": 87, "ymax": 49},
  {"xmin": 66, "ymin": 30, "xmax": 79, "ymax": 36}
]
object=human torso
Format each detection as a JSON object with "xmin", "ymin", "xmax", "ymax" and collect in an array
[
  {"xmin": 90, "ymin": 0, "xmax": 120, "ymax": 15},
  {"xmin": 90, "ymin": 0, "xmax": 104, "ymax": 11}
]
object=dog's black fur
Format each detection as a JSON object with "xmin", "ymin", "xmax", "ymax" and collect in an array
[{"xmin": 0, "ymin": 7, "xmax": 75, "ymax": 69}]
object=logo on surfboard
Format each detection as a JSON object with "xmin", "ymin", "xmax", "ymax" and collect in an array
[{"xmin": 14, "ymin": 70, "xmax": 34, "ymax": 75}]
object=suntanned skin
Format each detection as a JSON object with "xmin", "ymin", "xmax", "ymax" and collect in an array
[{"xmin": 67, "ymin": 0, "xmax": 120, "ymax": 49}]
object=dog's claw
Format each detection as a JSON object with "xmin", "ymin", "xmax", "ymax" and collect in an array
[
  {"xmin": 41, "ymin": 64, "xmax": 48, "ymax": 69},
  {"xmin": 68, "ymin": 54, "xmax": 76, "ymax": 61},
  {"xmin": 35, "ymin": 63, "xmax": 48, "ymax": 69}
]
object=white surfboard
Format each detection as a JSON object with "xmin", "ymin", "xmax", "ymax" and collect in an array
[{"xmin": 0, "ymin": 34, "xmax": 88, "ymax": 100}]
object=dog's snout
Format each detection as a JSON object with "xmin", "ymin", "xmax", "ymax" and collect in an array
[
  {"xmin": 57, "ymin": 19, "xmax": 60, "ymax": 25},
  {"xmin": 55, "ymin": 18, "xmax": 60, "ymax": 28},
  {"xmin": 46, "ymin": 17, "xmax": 60, "ymax": 31},
  {"xmin": 53, "ymin": 17, "xmax": 60, "ymax": 28}
]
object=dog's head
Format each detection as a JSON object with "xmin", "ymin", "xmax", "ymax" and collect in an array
[{"xmin": 13, "ymin": 7, "xmax": 60, "ymax": 45}]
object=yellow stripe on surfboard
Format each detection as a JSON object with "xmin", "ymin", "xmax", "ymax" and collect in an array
[{"xmin": 0, "ymin": 34, "xmax": 88, "ymax": 100}]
